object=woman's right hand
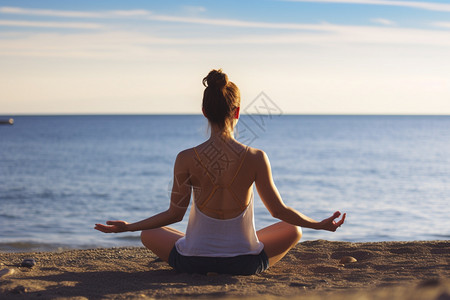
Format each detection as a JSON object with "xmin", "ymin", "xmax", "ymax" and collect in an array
[
  {"xmin": 317, "ymin": 211, "xmax": 346, "ymax": 232},
  {"xmin": 95, "ymin": 220, "xmax": 130, "ymax": 233}
]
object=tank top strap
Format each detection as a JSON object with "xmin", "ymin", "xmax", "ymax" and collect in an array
[
  {"xmin": 228, "ymin": 188, "xmax": 249, "ymax": 210},
  {"xmin": 197, "ymin": 185, "xmax": 218, "ymax": 210},
  {"xmin": 227, "ymin": 146, "xmax": 249, "ymax": 187},
  {"xmin": 193, "ymin": 147, "xmax": 215, "ymax": 184}
]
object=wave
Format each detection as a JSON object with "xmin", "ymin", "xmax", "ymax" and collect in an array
[
  {"xmin": 0, "ymin": 241, "xmax": 74, "ymax": 253},
  {"xmin": 0, "ymin": 236, "xmax": 143, "ymax": 253},
  {"xmin": 0, "ymin": 240, "xmax": 106, "ymax": 253}
]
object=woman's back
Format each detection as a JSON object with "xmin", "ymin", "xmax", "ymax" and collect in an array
[
  {"xmin": 181, "ymin": 136, "xmax": 258, "ymax": 220},
  {"xmin": 174, "ymin": 136, "xmax": 265, "ymax": 257}
]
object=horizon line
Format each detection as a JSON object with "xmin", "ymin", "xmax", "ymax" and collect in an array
[{"xmin": 1, "ymin": 113, "xmax": 450, "ymax": 117}]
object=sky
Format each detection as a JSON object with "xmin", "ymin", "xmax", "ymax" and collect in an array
[{"xmin": 0, "ymin": 0, "xmax": 449, "ymax": 115}]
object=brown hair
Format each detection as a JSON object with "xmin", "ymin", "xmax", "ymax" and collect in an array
[{"xmin": 202, "ymin": 69, "xmax": 240, "ymax": 131}]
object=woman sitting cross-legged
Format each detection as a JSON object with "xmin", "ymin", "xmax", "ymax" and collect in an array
[{"xmin": 95, "ymin": 69, "xmax": 346, "ymax": 275}]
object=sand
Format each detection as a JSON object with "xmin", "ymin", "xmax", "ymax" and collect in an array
[{"xmin": 0, "ymin": 240, "xmax": 449, "ymax": 299}]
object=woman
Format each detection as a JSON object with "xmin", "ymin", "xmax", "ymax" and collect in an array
[{"xmin": 95, "ymin": 69, "xmax": 346, "ymax": 275}]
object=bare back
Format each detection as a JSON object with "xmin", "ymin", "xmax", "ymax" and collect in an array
[{"xmin": 175, "ymin": 137, "xmax": 258, "ymax": 219}]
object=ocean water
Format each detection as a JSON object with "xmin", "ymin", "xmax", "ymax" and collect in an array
[{"xmin": 1, "ymin": 115, "xmax": 449, "ymax": 252}]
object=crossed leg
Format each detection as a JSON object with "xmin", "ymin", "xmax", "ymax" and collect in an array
[
  {"xmin": 141, "ymin": 221, "xmax": 301, "ymax": 267},
  {"xmin": 256, "ymin": 221, "xmax": 302, "ymax": 266},
  {"xmin": 140, "ymin": 227, "xmax": 184, "ymax": 262}
]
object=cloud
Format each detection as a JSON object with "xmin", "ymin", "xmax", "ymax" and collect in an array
[
  {"xmin": 1, "ymin": 5, "xmax": 450, "ymax": 60},
  {"xmin": 0, "ymin": 6, "xmax": 151, "ymax": 18},
  {"xmin": 283, "ymin": 0, "xmax": 450, "ymax": 12},
  {"xmin": 0, "ymin": 19, "xmax": 103, "ymax": 29},
  {"xmin": 0, "ymin": 6, "xmax": 390, "ymax": 32},
  {"xmin": 107, "ymin": 10, "xmax": 152, "ymax": 17},
  {"xmin": 370, "ymin": 18, "xmax": 396, "ymax": 26},
  {"xmin": 0, "ymin": 6, "xmax": 328, "ymax": 31},
  {"xmin": 432, "ymin": 22, "xmax": 450, "ymax": 29},
  {"xmin": 145, "ymin": 14, "xmax": 330, "ymax": 30},
  {"xmin": 1, "ymin": 22, "xmax": 450, "ymax": 62}
]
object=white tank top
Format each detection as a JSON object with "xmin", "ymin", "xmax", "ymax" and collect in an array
[
  {"xmin": 175, "ymin": 193, "xmax": 264, "ymax": 257},
  {"xmin": 175, "ymin": 145, "xmax": 264, "ymax": 257}
]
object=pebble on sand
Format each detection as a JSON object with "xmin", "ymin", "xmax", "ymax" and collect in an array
[
  {"xmin": 339, "ymin": 256, "xmax": 357, "ymax": 264},
  {"xmin": 0, "ymin": 268, "xmax": 15, "ymax": 278},
  {"xmin": 21, "ymin": 259, "xmax": 36, "ymax": 268}
]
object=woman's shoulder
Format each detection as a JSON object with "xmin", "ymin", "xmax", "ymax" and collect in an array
[
  {"xmin": 173, "ymin": 148, "xmax": 196, "ymax": 172},
  {"xmin": 175, "ymin": 141, "xmax": 269, "ymax": 163},
  {"xmin": 247, "ymin": 145, "xmax": 264, "ymax": 155},
  {"xmin": 246, "ymin": 146, "xmax": 268, "ymax": 163},
  {"xmin": 176, "ymin": 147, "xmax": 195, "ymax": 160},
  {"xmin": 177, "ymin": 140, "xmax": 212, "ymax": 157}
]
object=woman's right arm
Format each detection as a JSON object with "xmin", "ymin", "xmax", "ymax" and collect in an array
[
  {"xmin": 254, "ymin": 150, "xmax": 345, "ymax": 231},
  {"xmin": 95, "ymin": 150, "xmax": 191, "ymax": 233}
]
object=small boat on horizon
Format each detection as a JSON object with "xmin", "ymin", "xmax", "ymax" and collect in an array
[{"xmin": 0, "ymin": 118, "xmax": 14, "ymax": 125}]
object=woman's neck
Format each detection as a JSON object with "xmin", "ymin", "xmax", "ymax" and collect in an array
[{"xmin": 209, "ymin": 123, "xmax": 235, "ymax": 140}]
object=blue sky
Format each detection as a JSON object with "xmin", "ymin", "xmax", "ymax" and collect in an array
[{"xmin": 1, "ymin": 0, "xmax": 449, "ymax": 114}]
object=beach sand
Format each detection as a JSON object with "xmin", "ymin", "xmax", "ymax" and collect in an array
[{"xmin": 1, "ymin": 240, "xmax": 449, "ymax": 299}]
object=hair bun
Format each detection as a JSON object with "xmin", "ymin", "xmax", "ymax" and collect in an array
[{"xmin": 203, "ymin": 69, "xmax": 228, "ymax": 89}]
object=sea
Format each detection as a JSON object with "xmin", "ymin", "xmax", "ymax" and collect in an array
[{"xmin": 1, "ymin": 115, "xmax": 449, "ymax": 252}]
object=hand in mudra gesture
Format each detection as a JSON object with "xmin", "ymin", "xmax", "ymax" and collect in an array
[
  {"xmin": 318, "ymin": 211, "xmax": 346, "ymax": 232},
  {"xmin": 95, "ymin": 220, "xmax": 129, "ymax": 233}
]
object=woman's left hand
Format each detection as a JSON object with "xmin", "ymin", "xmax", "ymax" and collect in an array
[
  {"xmin": 95, "ymin": 220, "xmax": 130, "ymax": 233},
  {"xmin": 317, "ymin": 211, "xmax": 346, "ymax": 232}
]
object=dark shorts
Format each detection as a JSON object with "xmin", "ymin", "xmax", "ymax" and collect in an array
[{"xmin": 168, "ymin": 246, "xmax": 269, "ymax": 275}]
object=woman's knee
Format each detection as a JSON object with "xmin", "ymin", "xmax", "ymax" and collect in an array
[
  {"xmin": 284, "ymin": 223, "xmax": 302, "ymax": 244},
  {"xmin": 140, "ymin": 229, "xmax": 150, "ymax": 239},
  {"xmin": 257, "ymin": 221, "xmax": 302, "ymax": 246},
  {"xmin": 140, "ymin": 229, "xmax": 158, "ymax": 246},
  {"xmin": 140, "ymin": 227, "xmax": 184, "ymax": 251},
  {"xmin": 293, "ymin": 225, "xmax": 302, "ymax": 243},
  {"xmin": 140, "ymin": 230, "xmax": 148, "ymax": 245}
]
